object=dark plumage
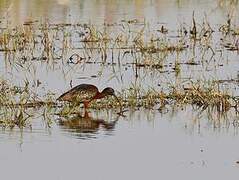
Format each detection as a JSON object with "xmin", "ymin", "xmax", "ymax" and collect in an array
[
  {"xmin": 57, "ymin": 84, "xmax": 98, "ymax": 102},
  {"xmin": 57, "ymin": 84, "xmax": 121, "ymax": 110}
]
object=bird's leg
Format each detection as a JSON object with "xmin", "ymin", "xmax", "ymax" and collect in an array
[
  {"xmin": 83, "ymin": 101, "xmax": 91, "ymax": 118},
  {"xmin": 83, "ymin": 101, "xmax": 89, "ymax": 109},
  {"xmin": 83, "ymin": 110, "xmax": 90, "ymax": 118}
]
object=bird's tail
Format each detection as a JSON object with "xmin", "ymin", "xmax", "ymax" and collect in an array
[{"xmin": 57, "ymin": 92, "xmax": 70, "ymax": 101}]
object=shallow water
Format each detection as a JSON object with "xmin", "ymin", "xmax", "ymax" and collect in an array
[
  {"xmin": 1, "ymin": 108, "xmax": 239, "ymax": 180},
  {"xmin": 0, "ymin": 1, "xmax": 239, "ymax": 180}
]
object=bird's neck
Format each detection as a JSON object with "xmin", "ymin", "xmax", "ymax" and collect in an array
[{"xmin": 92, "ymin": 92, "xmax": 106, "ymax": 100}]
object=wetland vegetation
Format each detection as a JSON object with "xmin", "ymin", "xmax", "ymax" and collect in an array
[
  {"xmin": 1, "ymin": 1, "xmax": 239, "ymax": 180},
  {"xmin": 0, "ymin": 4, "xmax": 239, "ymax": 128}
]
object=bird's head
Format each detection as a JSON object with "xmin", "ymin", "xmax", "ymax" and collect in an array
[
  {"xmin": 101, "ymin": 87, "xmax": 122, "ymax": 112},
  {"xmin": 101, "ymin": 87, "xmax": 115, "ymax": 96}
]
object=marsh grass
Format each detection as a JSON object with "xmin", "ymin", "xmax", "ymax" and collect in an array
[
  {"xmin": 55, "ymin": 81, "xmax": 234, "ymax": 118},
  {"xmin": 0, "ymin": 14, "xmax": 236, "ymax": 73},
  {"xmin": 0, "ymin": 79, "xmax": 56, "ymax": 128},
  {"xmin": 0, "ymin": 12, "xmax": 239, "ymax": 127},
  {"xmin": 0, "ymin": 77, "xmax": 236, "ymax": 128}
]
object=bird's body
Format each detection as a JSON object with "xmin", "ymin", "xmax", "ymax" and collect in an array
[
  {"xmin": 57, "ymin": 84, "xmax": 121, "ymax": 110},
  {"xmin": 57, "ymin": 84, "xmax": 98, "ymax": 102}
]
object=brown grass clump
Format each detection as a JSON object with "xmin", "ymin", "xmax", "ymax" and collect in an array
[{"xmin": 167, "ymin": 84, "xmax": 231, "ymax": 112}]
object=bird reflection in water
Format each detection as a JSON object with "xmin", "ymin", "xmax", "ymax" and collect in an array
[{"xmin": 57, "ymin": 112, "xmax": 118, "ymax": 140}]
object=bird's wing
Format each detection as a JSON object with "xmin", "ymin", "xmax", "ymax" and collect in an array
[
  {"xmin": 74, "ymin": 84, "xmax": 98, "ymax": 101},
  {"xmin": 58, "ymin": 84, "xmax": 98, "ymax": 102}
]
